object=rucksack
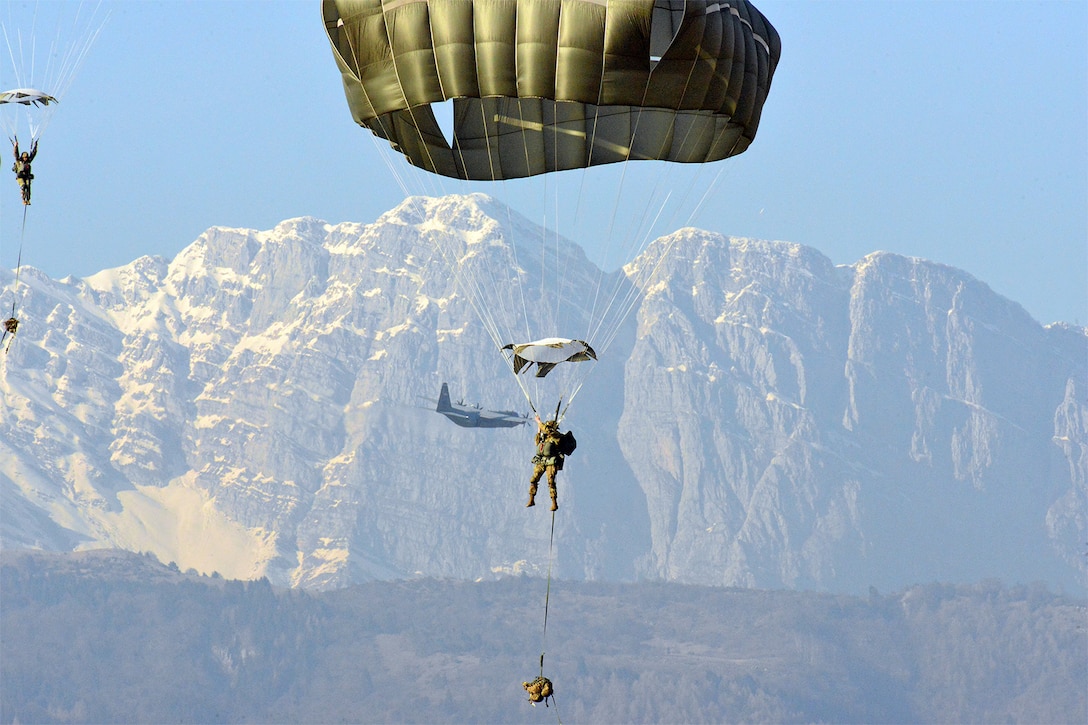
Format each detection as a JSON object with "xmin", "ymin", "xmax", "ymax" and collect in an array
[{"xmin": 557, "ymin": 430, "xmax": 577, "ymax": 456}]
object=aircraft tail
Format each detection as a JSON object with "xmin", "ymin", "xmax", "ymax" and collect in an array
[{"xmin": 437, "ymin": 383, "xmax": 453, "ymax": 412}]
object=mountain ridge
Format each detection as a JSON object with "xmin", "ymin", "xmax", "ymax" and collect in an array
[{"xmin": 1, "ymin": 193, "xmax": 1084, "ymax": 594}]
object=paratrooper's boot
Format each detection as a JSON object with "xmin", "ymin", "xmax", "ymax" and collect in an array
[
  {"xmin": 549, "ymin": 486, "xmax": 558, "ymax": 511},
  {"xmin": 526, "ymin": 484, "xmax": 537, "ymax": 507}
]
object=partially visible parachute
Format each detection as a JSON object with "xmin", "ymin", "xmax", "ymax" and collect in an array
[
  {"xmin": 323, "ymin": 0, "xmax": 780, "ymax": 180},
  {"xmin": 0, "ymin": 89, "xmax": 58, "ymax": 108}
]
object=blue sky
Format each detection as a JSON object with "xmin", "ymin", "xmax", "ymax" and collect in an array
[{"xmin": 1, "ymin": 0, "xmax": 1085, "ymax": 325}]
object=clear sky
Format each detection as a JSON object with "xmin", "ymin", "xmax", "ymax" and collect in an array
[{"xmin": 1, "ymin": 0, "xmax": 1084, "ymax": 325}]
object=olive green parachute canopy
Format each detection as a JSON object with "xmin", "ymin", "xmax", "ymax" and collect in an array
[{"xmin": 323, "ymin": 0, "xmax": 780, "ymax": 181}]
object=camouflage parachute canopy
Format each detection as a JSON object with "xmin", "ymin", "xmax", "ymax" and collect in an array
[{"xmin": 323, "ymin": 0, "xmax": 780, "ymax": 180}]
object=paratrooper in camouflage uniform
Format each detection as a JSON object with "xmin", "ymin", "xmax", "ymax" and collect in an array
[{"xmin": 527, "ymin": 416, "xmax": 565, "ymax": 511}]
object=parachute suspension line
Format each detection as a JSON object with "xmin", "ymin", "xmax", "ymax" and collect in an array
[
  {"xmin": 500, "ymin": 98, "xmax": 536, "ymax": 346},
  {"xmin": 545, "ymin": 103, "xmax": 561, "ymax": 337},
  {"xmin": 579, "ymin": 59, "xmax": 689, "ymax": 361},
  {"xmin": 531, "ymin": 101, "xmax": 623, "ymax": 417},
  {"xmin": 652, "ymin": 123, "xmax": 742, "ymax": 239},
  {"xmin": 1, "ymin": 0, "xmax": 108, "ymax": 141},
  {"xmin": 351, "ymin": 62, "xmax": 589, "ymax": 422},
  {"xmin": 346, "ymin": 9, "xmax": 456, "ymax": 202},
  {"xmin": 41, "ymin": 1, "xmax": 106, "ymax": 103},
  {"xmin": 365, "ymin": 142, "xmax": 518, "ymax": 381},
  {"xmin": 591, "ymin": 174, "xmax": 710, "ymax": 357},
  {"xmin": 458, "ymin": 109, "xmax": 530, "ymax": 356},
  {"xmin": 537, "ymin": 103, "xmax": 574, "ymax": 347},
  {"xmin": 338, "ymin": 13, "xmax": 516, "ymax": 399},
  {"xmin": 584, "ymin": 184, "xmax": 678, "ymax": 357},
  {"xmin": 459, "ymin": 100, "xmax": 516, "ymax": 347},
  {"xmin": 446, "ymin": 96, "xmax": 542, "ymax": 415},
  {"xmin": 557, "ymin": 389, "xmax": 578, "ymax": 425},
  {"xmin": 593, "ymin": 166, "xmax": 719, "ymax": 357},
  {"xmin": 492, "ymin": 96, "xmax": 556, "ymax": 357},
  {"xmin": 583, "ymin": 39, "xmax": 726, "ymax": 359},
  {"xmin": 336, "ymin": 20, "xmax": 498, "ymax": 361},
  {"xmin": 554, "ymin": 155, "xmax": 584, "ymax": 354},
  {"xmin": 580, "ymin": 103, "xmax": 614, "ymax": 345},
  {"xmin": 582, "ymin": 140, "xmax": 637, "ymax": 347},
  {"xmin": 339, "ymin": 22, "xmax": 530, "ymax": 416},
  {"xmin": 577, "ymin": 46, "xmax": 670, "ymax": 349},
  {"xmin": 586, "ymin": 194, "xmax": 673, "ymax": 353},
  {"xmin": 540, "ymin": 142, "xmax": 551, "ymax": 331},
  {"xmin": 439, "ymin": 101, "xmax": 522, "ymax": 350},
  {"xmin": 591, "ymin": 126, "xmax": 746, "ymax": 354},
  {"xmin": 563, "ymin": 94, "xmax": 621, "ymax": 350},
  {"xmin": 573, "ymin": 148, "xmax": 660, "ymax": 385}
]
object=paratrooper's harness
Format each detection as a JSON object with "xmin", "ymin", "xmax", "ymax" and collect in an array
[{"xmin": 533, "ymin": 432, "xmax": 563, "ymax": 468}]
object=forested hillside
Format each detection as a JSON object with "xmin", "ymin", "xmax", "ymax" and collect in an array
[{"xmin": 2, "ymin": 550, "xmax": 1083, "ymax": 723}]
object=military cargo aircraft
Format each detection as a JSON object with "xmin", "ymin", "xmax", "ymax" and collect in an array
[{"xmin": 432, "ymin": 383, "xmax": 530, "ymax": 428}]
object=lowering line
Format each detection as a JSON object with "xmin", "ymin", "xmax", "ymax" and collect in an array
[
  {"xmin": 2, "ymin": 205, "xmax": 27, "ymax": 353},
  {"xmin": 16, "ymin": 203, "xmax": 26, "ymax": 289},
  {"xmin": 538, "ymin": 397, "xmax": 561, "ymax": 661},
  {"xmin": 540, "ymin": 508, "xmax": 556, "ymax": 673},
  {"xmin": 529, "ymin": 507, "xmax": 562, "ymax": 724}
]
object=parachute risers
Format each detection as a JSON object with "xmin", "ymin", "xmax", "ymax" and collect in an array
[{"xmin": 523, "ymin": 675, "xmax": 554, "ymax": 707}]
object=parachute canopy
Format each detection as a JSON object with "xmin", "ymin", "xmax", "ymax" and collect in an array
[
  {"xmin": 503, "ymin": 338, "xmax": 597, "ymax": 378},
  {"xmin": 323, "ymin": 0, "xmax": 780, "ymax": 180},
  {"xmin": 0, "ymin": 89, "xmax": 57, "ymax": 108}
]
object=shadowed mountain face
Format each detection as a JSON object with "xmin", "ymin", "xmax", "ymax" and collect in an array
[{"xmin": 1, "ymin": 194, "xmax": 1084, "ymax": 593}]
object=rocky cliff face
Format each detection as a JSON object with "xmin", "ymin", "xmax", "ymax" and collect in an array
[
  {"xmin": 621, "ymin": 231, "xmax": 1086, "ymax": 591},
  {"xmin": 1, "ymin": 194, "xmax": 1083, "ymax": 593}
]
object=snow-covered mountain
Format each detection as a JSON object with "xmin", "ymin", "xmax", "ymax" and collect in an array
[{"xmin": 1, "ymin": 194, "xmax": 1084, "ymax": 594}]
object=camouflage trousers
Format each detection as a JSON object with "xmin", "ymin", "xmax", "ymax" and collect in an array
[
  {"xmin": 528, "ymin": 464, "xmax": 559, "ymax": 509},
  {"xmin": 529, "ymin": 464, "xmax": 557, "ymax": 491}
]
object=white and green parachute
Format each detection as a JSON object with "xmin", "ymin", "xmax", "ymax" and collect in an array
[
  {"xmin": 504, "ymin": 338, "xmax": 597, "ymax": 379},
  {"xmin": 0, "ymin": 89, "xmax": 57, "ymax": 108}
]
